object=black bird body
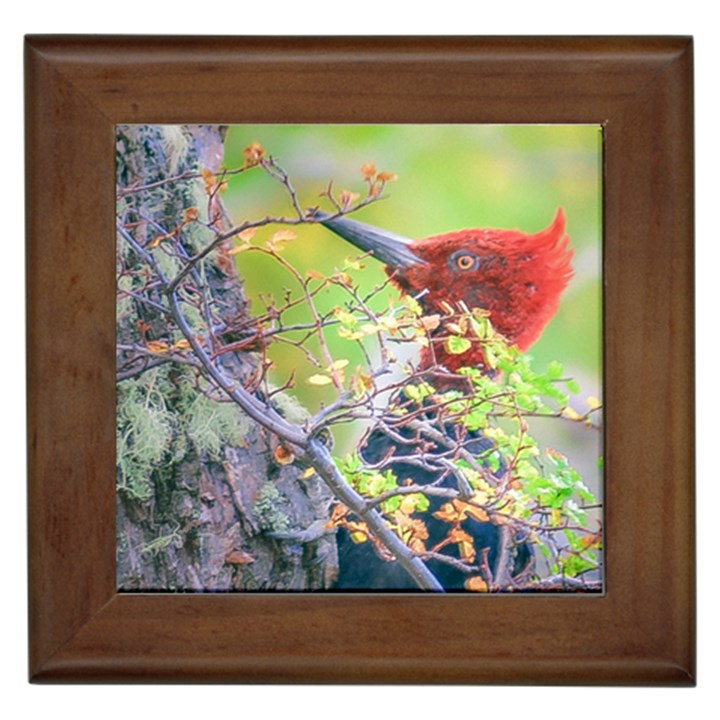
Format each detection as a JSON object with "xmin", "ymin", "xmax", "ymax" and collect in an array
[{"xmin": 333, "ymin": 408, "xmax": 532, "ymax": 591}]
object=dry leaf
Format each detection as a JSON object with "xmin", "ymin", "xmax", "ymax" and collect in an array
[
  {"xmin": 147, "ymin": 231, "xmax": 174, "ymax": 249},
  {"xmin": 237, "ymin": 228, "xmax": 257, "ymax": 242},
  {"xmin": 200, "ymin": 167, "xmax": 216, "ymax": 193},
  {"xmin": 376, "ymin": 171, "xmax": 398, "ymax": 182},
  {"xmin": 332, "ymin": 271, "xmax": 353, "ymax": 286},
  {"xmin": 340, "ymin": 189, "xmax": 360, "ymax": 208},
  {"xmin": 350, "ymin": 368, "xmax": 374, "ymax": 397},
  {"xmin": 267, "ymin": 230, "xmax": 297, "ymax": 251},
  {"xmin": 326, "ymin": 503, "xmax": 349, "ymax": 528},
  {"xmin": 433, "ymin": 502, "xmax": 462, "ymax": 524},
  {"xmin": 419, "ymin": 314, "xmax": 441, "ymax": 332},
  {"xmin": 271, "ymin": 230, "xmax": 297, "ymax": 243},
  {"xmin": 182, "ymin": 207, "xmax": 199, "ymax": 223},
  {"xmin": 465, "ymin": 576, "xmax": 489, "ymax": 592},
  {"xmin": 243, "ymin": 142, "xmax": 265, "ymax": 167},
  {"xmin": 547, "ymin": 448, "xmax": 568, "ymax": 462},
  {"xmin": 447, "ymin": 527, "xmax": 476, "ymax": 562},
  {"xmin": 273, "ymin": 444, "xmax": 295, "ymax": 465},
  {"xmin": 360, "ymin": 162, "xmax": 377, "ymax": 179}
]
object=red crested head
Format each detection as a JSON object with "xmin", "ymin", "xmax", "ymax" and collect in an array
[{"xmin": 318, "ymin": 209, "xmax": 573, "ymax": 373}]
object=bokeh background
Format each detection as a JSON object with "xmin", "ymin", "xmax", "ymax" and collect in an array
[{"xmin": 222, "ymin": 125, "xmax": 602, "ymax": 492}]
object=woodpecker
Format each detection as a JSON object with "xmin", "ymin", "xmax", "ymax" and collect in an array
[{"xmin": 317, "ymin": 209, "xmax": 573, "ymax": 590}]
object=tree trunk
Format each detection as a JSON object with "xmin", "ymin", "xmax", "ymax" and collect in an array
[{"xmin": 115, "ymin": 125, "xmax": 337, "ymax": 591}]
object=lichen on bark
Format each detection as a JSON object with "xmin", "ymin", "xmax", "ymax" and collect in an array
[{"xmin": 115, "ymin": 125, "xmax": 337, "ymax": 591}]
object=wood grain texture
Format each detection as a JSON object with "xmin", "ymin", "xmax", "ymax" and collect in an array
[{"xmin": 25, "ymin": 35, "xmax": 695, "ymax": 684}]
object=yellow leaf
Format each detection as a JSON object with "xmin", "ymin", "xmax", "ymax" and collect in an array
[
  {"xmin": 172, "ymin": 339, "xmax": 191, "ymax": 350},
  {"xmin": 333, "ymin": 308, "xmax": 356, "ymax": 325},
  {"xmin": 561, "ymin": 407, "xmax": 582, "ymax": 421},
  {"xmin": 399, "ymin": 496, "xmax": 417, "ymax": 515},
  {"xmin": 306, "ymin": 269, "xmax": 325, "ymax": 281},
  {"xmin": 300, "ymin": 467, "xmax": 316, "ymax": 479},
  {"xmin": 145, "ymin": 340, "xmax": 170, "ymax": 353},
  {"xmin": 587, "ymin": 396, "xmax": 602, "ymax": 410},
  {"xmin": 327, "ymin": 358, "xmax": 350, "ymax": 371},
  {"xmin": 337, "ymin": 327, "xmax": 366, "ymax": 341},
  {"xmin": 464, "ymin": 505, "xmax": 490, "ymax": 523},
  {"xmin": 404, "ymin": 296, "xmax": 423, "ymax": 315},
  {"xmin": 332, "ymin": 271, "xmax": 353, "ymax": 286},
  {"xmin": 379, "ymin": 316, "xmax": 399, "ymax": 334},
  {"xmin": 347, "ymin": 522, "xmax": 369, "ymax": 544},
  {"xmin": 308, "ymin": 374, "xmax": 333, "ymax": 386},
  {"xmin": 147, "ymin": 231, "xmax": 174, "ymax": 249}
]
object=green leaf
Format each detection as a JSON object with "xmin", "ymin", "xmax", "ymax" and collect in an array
[
  {"xmin": 547, "ymin": 360, "xmax": 564, "ymax": 380},
  {"xmin": 565, "ymin": 379, "xmax": 581, "ymax": 394},
  {"xmin": 444, "ymin": 335, "xmax": 472, "ymax": 355}
]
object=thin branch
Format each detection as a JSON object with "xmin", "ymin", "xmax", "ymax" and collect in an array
[{"xmin": 307, "ymin": 439, "xmax": 444, "ymax": 592}]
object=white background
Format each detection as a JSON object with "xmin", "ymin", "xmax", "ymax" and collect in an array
[{"xmin": 2, "ymin": 1, "xmax": 715, "ymax": 715}]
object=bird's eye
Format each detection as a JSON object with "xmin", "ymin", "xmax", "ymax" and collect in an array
[{"xmin": 449, "ymin": 251, "xmax": 478, "ymax": 272}]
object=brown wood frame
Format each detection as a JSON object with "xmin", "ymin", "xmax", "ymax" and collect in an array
[{"xmin": 25, "ymin": 35, "xmax": 695, "ymax": 685}]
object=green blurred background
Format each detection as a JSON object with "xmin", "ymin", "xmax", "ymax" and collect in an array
[{"xmin": 222, "ymin": 125, "xmax": 602, "ymax": 486}]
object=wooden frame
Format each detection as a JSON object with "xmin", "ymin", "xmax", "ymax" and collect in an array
[{"xmin": 26, "ymin": 36, "xmax": 694, "ymax": 684}]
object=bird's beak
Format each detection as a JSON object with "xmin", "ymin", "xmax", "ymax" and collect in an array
[{"xmin": 310, "ymin": 210, "xmax": 425, "ymax": 268}]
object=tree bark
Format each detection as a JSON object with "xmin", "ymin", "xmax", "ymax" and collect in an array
[{"xmin": 115, "ymin": 125, "xmax": 337, "ymax": 591}]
